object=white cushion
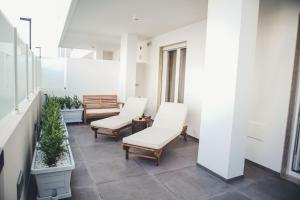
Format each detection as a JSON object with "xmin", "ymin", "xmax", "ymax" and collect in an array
[
  {"xmin": 123, "ymin": 102, "xmax": 187, "ymax": 149},
  {"xmin": 86, "ymin": 108, "xmax": 120, "ymax": 114},
  {"xmin": 123, "ymin": 127, "xmax": 179, "ymax": 149},
  {"xmin": 153, "ymin": 102, "xmax": 187, "ymax": 132},
  {"xmin": 90, "ymin": 97, "xmax": 147, "ymax": 130},
  {"xmin": 91, "ymin": 116, "xmax": 131, "ymax": 129},
  {"xmin": 119, "ymin": 97, "xmax": 147, "ymax": 119}
]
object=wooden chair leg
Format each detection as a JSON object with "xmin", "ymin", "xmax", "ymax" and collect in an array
[
  {"xmin": 181, "ymin": 126, "xmax": 188, "ymax": 141},
  {"xmin": 91, "ymin": 127, "xmax": 98, "ymax": 139},
  {"xmin": 123, "ymin": 146, "xmax": 130, "ymax": 160},
  {"xmin": 84, "ymin": 114, "xmax": 87, "ymax": 125},
  {"xmin": 154, "ymin": 149, "xmax": 162, "ymax": 166},
  {"xmin": 183, "ymin": 132, "xmax": 187, "ymax": 141},
  {"xmin": 113, "ymin": 130, "xmax": 120, "ymax": 141}
]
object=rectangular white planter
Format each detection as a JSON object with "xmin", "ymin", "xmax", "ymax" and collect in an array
[
  {"xmin": 61, "ymin": 108, "xmax": 83, "ymax": 123},
  {"xmin": 31, "ymin": 145, "xmax": 75, "ymax": 200}
]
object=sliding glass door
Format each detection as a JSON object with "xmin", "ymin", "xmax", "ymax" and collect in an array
[{"xmin": 160, "ymin": 42, "xmax": 187, "ymax": 104}]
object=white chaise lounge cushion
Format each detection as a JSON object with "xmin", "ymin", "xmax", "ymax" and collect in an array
[
  {"xmin": 90, "ymin": 97, "xmax": 147, "ymax": 129},
  {"xmin": 119, "ymin": 97, "xmax": 147, "ymax": 119},
  {"xmin": 86, "ymin": 108, "xmax": 120, "ymax": 114},
  {"xmin": 152, "ymin": 102, "xmax": 187, "ymax": 132},
  {"xmin": 122, "ymin": 127, "xmax": 178, "ymax": 149},
  {"xmin": 90, "ymin": 116, "xmax": 130, "ymax": 129},
  {"xmin": 122, "ymin": 102, "xmax": 187, "ymax": 149}
]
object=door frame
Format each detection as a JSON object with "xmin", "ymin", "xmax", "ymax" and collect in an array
[
  {"xmin": 281, "ymin": 14, "xmax": 300, "ymax": 185},
  {"xmin": 156, "ymin": 41, "xmax": 187, "ymax": 109}
]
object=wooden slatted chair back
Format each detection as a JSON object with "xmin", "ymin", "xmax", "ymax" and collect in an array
[{"xmin": 83, "ymin": 95, "xmax": 118, "ymax": 109}]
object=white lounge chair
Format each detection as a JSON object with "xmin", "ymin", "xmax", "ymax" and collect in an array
[
  {"xmin": 90, "ymin": 97, "xmax": 147, "ymax": 141},
  {"xmin": 122, "ymin": 102, "xmax": 188, "ymax": 165}
]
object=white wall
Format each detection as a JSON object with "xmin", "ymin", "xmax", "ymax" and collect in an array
[
  {"xmin": 42, "ymin": 58, "xmax": 121, "ymax": 99},
  {"xmin": 144, "ymin": 21, "xmax": 207, "ymax": 138},
  {"xmin": 247, "ymin": 0, "xmax": 300, "ymax": 172},
  {"xmin": 113, "ymin": 49, "xmax": 120, "ymax": 61},
  {"xmin": 136, "ymin": 63, "xmax": 147, "ymax": 97},
  {"xmin": 0, "ymin": 92, "xmax": 41, "ymax": 200}
]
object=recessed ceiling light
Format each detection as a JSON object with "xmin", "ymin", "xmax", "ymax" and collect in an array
[{"xmin": 132, "ymin": 15, "xmax": 141, "ymax": 22}]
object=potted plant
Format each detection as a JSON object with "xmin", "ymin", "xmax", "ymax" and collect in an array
[
  {"xmin": 57, "ymin": 96, "xmax": 65, "ymax": 110},
  {"xmin": 31, "ymin": 96, "xmax": 75, "ymax": 200},
  {"xmin": 61, "ymin": 95, "xmax": 83, "ymax": 123}
]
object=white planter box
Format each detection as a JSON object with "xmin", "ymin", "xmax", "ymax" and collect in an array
[
  {"xmin": 31, "ymin": 144, "xmax": 75, "ymax": 200},
  {"xmin": 61, "ymin": 108, "xmax": 83, "ymax": 123}
]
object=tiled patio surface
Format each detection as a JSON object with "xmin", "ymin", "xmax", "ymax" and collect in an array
[{"xmin": 29, "ymin": 124, "xmax": 300, "ymax": 200}]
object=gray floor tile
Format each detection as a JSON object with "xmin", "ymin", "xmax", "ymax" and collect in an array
[
  {"xmin": 87, "ymin": 158, "xmax": 146, "ymax": 184},
  {"xmin": 80, "ymin": 143, "xmax": 124, "ymax": 164},
  {"xmin": 208, "ymin": 191, "xmax": 251, "ymax": 200},
  {"xmin": 67, "ymin": 124, "xmax": 91, "ymax": 135},
  {"xmin": 134, "ymin": 145, "xmax": 197, "ymax": 175},
  {"xmin": 60, "ymin": 124, "xmax": 300, "ymax": 200},
  {"xmin": 75, "ymin": 133, "xmax": 105, "ymax": 146},
  {"xmin": 165, "ymin": 136, "xmax": 199, "ymax": 150},
  {"xmin": 156, "ymin": 166, "xmax": 231, "ymax": 200},
  {"xmin": 97, "ymin": 175, "xmax": 177, "ymax": 200},
  {"xmin": 70, "ymin": 146, "xmax": 84, "ymax": 162},
  {"xmin": 229, "ymin": 163, "xmax": 279, "ymax": 189},
  {"xmin": 70, "ymin": 186, "xmax": 101, "ymax": 200},
  {"xmin": 239, "ymin": 177, "xmax": 300, "ymax": 200},
  {"xmin": 71, "ymin": 161, "xmax": 94, "ymax": 188}
]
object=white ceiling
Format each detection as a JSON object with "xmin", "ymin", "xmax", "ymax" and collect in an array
[{"xmin": 60, "ymin": 0, "xmax": 208, "ymax": 50}]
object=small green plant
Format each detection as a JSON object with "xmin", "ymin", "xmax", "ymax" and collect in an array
[
  {"xmin": 57, "ymin": 96, "xmax": 65, "ymax": 109},
  {"xmin": 39, "ymin": 96, "xmax": 67, "ymax": 167},
  {"xmin": 73, "ymin": 95, "xmax": 82, "ymax": 109},
  {"xmin": 64, "ymin": 96, "xmax": 73, "ymax": 109}
]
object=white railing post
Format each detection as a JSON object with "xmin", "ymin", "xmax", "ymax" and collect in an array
[{"xmin": 13, "ymin": 27, "xmax": 19, "ymax": 111}]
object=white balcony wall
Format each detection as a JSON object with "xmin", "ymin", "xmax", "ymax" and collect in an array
[
  {"xmin": 0, "ymin": 93, "xmax": 41, "ymax": 200},
  {"xmin": 41, "ymin": 58, "xmax": 66, "ymax": 91},
  {"xmin": 41, "ymin": 58, "xmax": 120, "ymax": 99}
]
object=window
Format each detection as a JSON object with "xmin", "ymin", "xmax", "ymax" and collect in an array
[
  {"xmin": 0, "ymin": 12, "xmax": 15, "ymax": 119},
  {"xmin": 159, "ymin": 42, "xmax": 187, "ymax": 104}
]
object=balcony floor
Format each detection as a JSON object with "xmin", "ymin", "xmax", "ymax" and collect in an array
[{"xmin": 29, "ymin": 124, "xmax": 300, "ymax": 200}]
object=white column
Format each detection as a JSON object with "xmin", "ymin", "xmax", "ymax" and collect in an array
[
  {"xmin": 198, "ymin": 0, "xmax": 259, "ymax": 180},
  {"xmin": 119, "ymin": 34, "xmax": 138, "ymax": 102}
]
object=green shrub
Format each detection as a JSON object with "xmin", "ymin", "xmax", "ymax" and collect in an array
[
  {"xmin": 57, "ymin": 97, "xmax": 65, "ymax": 109},
  {"xmin": 73, "ymin": 95, "xmax": 82, "ymax": 109},
  {"xmin": 64, "ymin": 96, "xmax": 73, "ymax": 109},
  {"xmin": 39, "ymin": 96, "xmax": 67, "ymax": 167}
]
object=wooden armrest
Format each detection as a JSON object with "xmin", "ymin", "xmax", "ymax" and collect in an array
[{"xmin": 117, "ymin": 102, "xmax": 125, "ymax": 108}]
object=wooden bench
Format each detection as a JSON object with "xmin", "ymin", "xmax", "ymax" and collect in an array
[{"xmin": 83, "ymin": 95, "xmax": 123, "ymax": 124}]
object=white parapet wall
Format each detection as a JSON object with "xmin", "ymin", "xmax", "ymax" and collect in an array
[
  {"xmin": 41, "ymin": 58, "xmax": 121, "ymax": 100},
  {"xmin": 0, "ymin": 92, "xmax": 41, "ymax": 200}
]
